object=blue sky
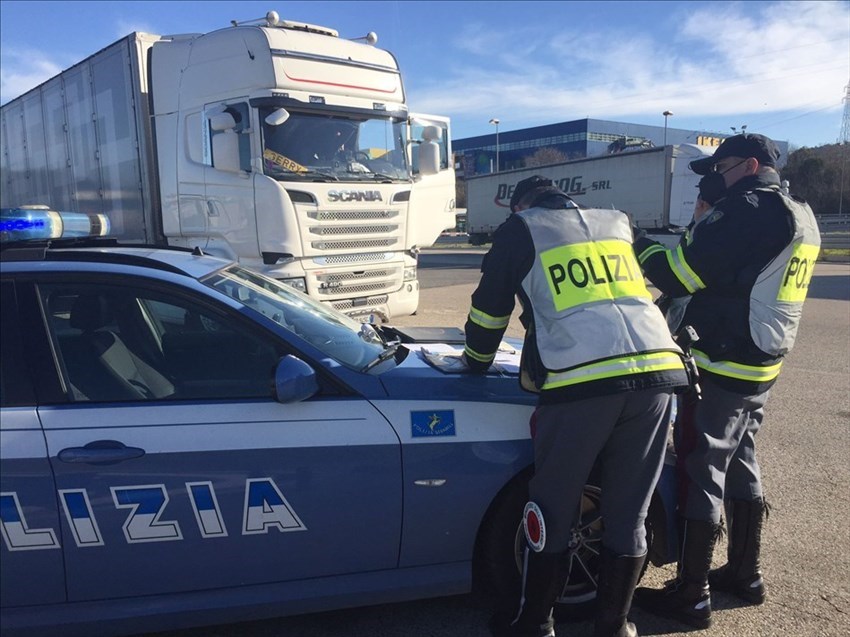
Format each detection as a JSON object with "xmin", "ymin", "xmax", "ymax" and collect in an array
[{"xmin": 1, "ymin": 1, "xmax": 848, "ymax": 149}]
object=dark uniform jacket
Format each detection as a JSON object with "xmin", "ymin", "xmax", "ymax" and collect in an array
[
  {"xmin": 634, "ymin": 173, "xmax": 794, "ymax": 395},
  {"xmin": 464, "ymin": 193, "xmax": 688, "ymax": 405}
]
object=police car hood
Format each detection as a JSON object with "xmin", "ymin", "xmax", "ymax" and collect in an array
[{"xmin": 378, "ymin": 332, "xmax": 534, "ymax": 405}]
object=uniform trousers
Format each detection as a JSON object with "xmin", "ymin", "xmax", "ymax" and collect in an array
[
  {"xmin": 529, "ymin": 388, "xmax": 673, "ymax": 557},
  {"xmin": 675, "ymin": 374, "xmax": 769, "ymax": 523}
]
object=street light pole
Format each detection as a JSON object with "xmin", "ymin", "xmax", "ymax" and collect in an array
[
  {"xmin": 662, "ymin": 111, "xmax": 672, "ymax": 146},
  {"xmin": 840, "ymin": 143, "xmax": 847, "ymax": 217},
  {"xmin": 489, "ymin": 118, "xmax": 500, "ymax": 172}
]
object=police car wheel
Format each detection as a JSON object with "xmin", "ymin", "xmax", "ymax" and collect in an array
[{"xmin": 474, "ymin": 476, "xmax": 603, "ymax": 621}]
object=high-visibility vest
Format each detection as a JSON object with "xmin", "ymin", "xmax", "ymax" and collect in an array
[
  {"xmin": 689, "ymin": 188, "xmax": 820, "ymax": 383},
  {"xmin": 518, "ymin": 206, "xmax": 683, "ymax": 391},
  {"xmin": 748, "ymin": 188, "xmax": 821, "ymax": 356}
]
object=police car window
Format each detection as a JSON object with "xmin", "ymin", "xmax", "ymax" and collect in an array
[
  {"xmin": 39, "ymin": 283, "xmax": 281, "ymax": 403},
  {"xmin": 203, "ymin": 266, "xmax": 383, "ymax": 370}
]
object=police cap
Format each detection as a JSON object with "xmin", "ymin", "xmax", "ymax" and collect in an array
[
  {"xmin": 689, "ymin": 133, "xmax": 781, "ymax": 175},
  {"xmin": 510, "ymin": 175, "xmax": 562, "ymax": 212}
]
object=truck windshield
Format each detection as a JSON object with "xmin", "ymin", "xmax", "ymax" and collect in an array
[{"xmin": 260, "ymin": 108, "xmax": 410, "ymax": 183}]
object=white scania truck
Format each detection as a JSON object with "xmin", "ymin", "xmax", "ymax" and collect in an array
[
  {"xmin": 465, "ymin": 145, "xmax": 713, "ymax": 247},
  {"xmin": 0, "ymin": 11, "xmax": 456, "ymax": 321}
]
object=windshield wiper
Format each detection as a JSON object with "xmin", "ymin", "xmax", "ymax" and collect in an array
[
  {"xmin": 267, "ymin": 167, "xmax": 340, "ymax": 182},
  {"xmin": 367, "ymin": 172, "xmax": 397, "ymax": 182},
  {"xmin": 301, "ymin": 169, "xmax": 340, "ymax": 182},
  {"xmin": 360, "ymin": 341, "xmax": 404, "ymax": 373}
]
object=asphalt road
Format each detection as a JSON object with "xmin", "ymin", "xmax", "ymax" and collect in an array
[{"xmin": 148, "ymin": 252, "xmax": 850, "ymax": 637}]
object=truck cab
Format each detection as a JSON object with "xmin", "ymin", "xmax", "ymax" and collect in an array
[{"xmin": 152, "ymin": 14, "xmax": 456, "ymax": 321}]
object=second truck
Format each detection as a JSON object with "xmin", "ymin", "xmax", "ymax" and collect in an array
[
  {"xmin": 464, "ymin": 145, "xmax": 713, "ymax": 247},
  {"xmin": 0, "ymin": 10, "xmax": 456, "ymax": 321}
]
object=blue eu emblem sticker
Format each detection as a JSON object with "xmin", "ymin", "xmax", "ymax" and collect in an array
[{"xmin": 411, "ymin": 410, "xmax": 456, "ymax": 437}]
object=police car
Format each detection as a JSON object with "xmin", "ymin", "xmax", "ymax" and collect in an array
[{"xmin": 0, "ymin": 209, "xmax": 677, "ymax": 636}]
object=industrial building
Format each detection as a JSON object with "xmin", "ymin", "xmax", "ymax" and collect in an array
[{"xmin": 454, "ymin": 118, "xmax": 788, "ymax": 178}]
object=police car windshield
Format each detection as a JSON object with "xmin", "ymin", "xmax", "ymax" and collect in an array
[
  {"xmin": 260, "ymin": 109, "xmax": 410, "ymax": 183},
  {"xmin": 204, "ymin": 266, "xmax": 385, "ymax": 370}
]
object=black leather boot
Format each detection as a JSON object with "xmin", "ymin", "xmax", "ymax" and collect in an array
[
  {"xmin": 633, "ymin": 518, "xmax": 718, "ymax": 629},
  {"xmin": 490, "ymin": 548, "xmax": 561, "ymax": 637},
  {"xmin": 709, "ymin": 498, "xmax": 766, "ymax": 604},
  {"xmin": 592, "ymin": 547, "xmax": 645, "ymax": 637}
]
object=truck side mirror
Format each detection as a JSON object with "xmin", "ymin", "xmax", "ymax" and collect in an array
[
  {"xmin": 209, "ymin": 112, "xmax": 236, "ymax": 132},
  {"xmin": 208, "ymin": 113, "xmax": 242, "ymax": 173},
  {"xmin": 211, "ymin": 130, "xmax": 242, "ymax": 173},
  {"xmin": 417, "ymin": 125, "xmax": 442, "ymax": 177},
  {"xmin": 274, "ymin": 355, "xmax": 319, "ymax": 403}
]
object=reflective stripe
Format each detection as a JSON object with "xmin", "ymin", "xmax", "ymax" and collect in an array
[
  {"xmin": 692, "ymin": 349, "xmax": 783, "ymax": 382},
  {"xmin": 637, "ymin": 243, "xmax": 665, "ymax": 264},
  {"xmin": 468, "ymin": 306, "xmax": 511, "ymax": 330},
  {"xmin": 541, "ymin": 351, "xmax": 684, "ymax": 390},
  {"xmin": 666, "ymin": 246, "xmax": 706, "ymax": 294},
  {"xmin": 464, "ymin": 345, "xmax": 495, "ymax": 363}
]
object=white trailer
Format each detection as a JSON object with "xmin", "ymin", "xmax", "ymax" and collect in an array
[
  {"xmin": 0, "ymin": 11, "xmax": 455, "ymax": 321},
  {"xmin": 465, "ymin": 145, "xmax": 711, "ymax": 245}
]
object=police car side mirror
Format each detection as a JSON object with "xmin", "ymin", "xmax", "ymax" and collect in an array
[{"xmin": 274, "ymin": 355, "xmax": 319, "ymax": 403}]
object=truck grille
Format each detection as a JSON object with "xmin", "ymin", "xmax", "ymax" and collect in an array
[
  {"xmin": 331, "ymin": 294, "xmax": 389, "ymax": 311},
  {"xmin": 319, "ymin": 252, "xmax": 394, "ymax": 265},
  {"xmin": 315, "ymin": 267, "xmax": 400, "ymax": 298},
  {"xmin": 309, "ymin": 225, "xmax": 397, "ymax": 236},
  {"xmin": 309, "ymin": 210, "xmax": 397, "ymax": 221},
  {"xmin": 318, "ymin": 281, "xmax": 393, "ymax": 296},
  {"xmin": 301, "ymin": 202, "xmax": 405, "ymax": 302},
  {"xmin": 321, "ymin": 269, "xmax": 393, "ymax": 283},
  {"xmin": 311, "ymin": 238, "xmax": 398, "ymax": 251}
]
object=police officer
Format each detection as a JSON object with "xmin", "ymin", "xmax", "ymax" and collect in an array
[
  {"xmin": 463, "ymin": 176, "xmax": 689, "ymax": 637},
  {"xmin": 632, "ymin": 134, "xmax": 821, "ymax": 629}
]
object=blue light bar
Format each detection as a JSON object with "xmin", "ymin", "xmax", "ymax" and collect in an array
[{"xmin": 0, "ymin": 208, "xmax": 111, "ymax": 242}]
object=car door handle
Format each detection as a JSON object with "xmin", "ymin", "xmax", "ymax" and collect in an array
[{"xmin": 58, "ymin": 440, "xmax": 146, "ymax": 465}]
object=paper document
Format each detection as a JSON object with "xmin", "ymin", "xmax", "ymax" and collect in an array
[{"xmin": 418, "ymin": 344, "xmax": 519, "ymax": 375}]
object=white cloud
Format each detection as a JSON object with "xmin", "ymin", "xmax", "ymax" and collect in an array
[
  {"xmin": 0, "ymin": 49, "xmax": 64, "ymax": 104},
  {"xmin": 0, "ymin": 18, "xmax": 161, "ymax": 105},
  {"xmin": 410, "ymin": 1, "xmax": 849, "ymax": 127},
  {"xmin": 115, "ymin": 19, "xmax": 159, "ymax": 38}
]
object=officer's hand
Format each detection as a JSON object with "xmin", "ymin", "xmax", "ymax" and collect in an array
[{"xmin": 693, "ymin": 196, "xmax": 712, "ymax": 222}]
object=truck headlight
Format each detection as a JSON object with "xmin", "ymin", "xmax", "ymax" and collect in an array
[
  {"xmin": 403, "ymin": 266, "xmax": 417, "ymax": 282},
  {"xmin": 281, "ymin": 277, "xmax": 307, "ymax": 292}
]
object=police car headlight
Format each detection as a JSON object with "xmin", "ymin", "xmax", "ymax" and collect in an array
[
  {"xmin": 403, "ymin": 266, "xmax": 417, "ymax": 282},
  {"xmin": 281, "ymin": 277, "xmax": 307, "ymax": 292}
]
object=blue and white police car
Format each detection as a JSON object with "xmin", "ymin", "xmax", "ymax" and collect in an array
[{"xmin": 0, "ymin": 209, "xmax": 677, "ymax": 636}]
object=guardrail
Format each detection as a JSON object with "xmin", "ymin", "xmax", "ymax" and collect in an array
[
  {"xmin": 816, "ymin": 214, "xmax": 850, "ymax": 231},
  {"xmin": 821, "ymin": 234, "xmax": 850, "ymax": 249}
]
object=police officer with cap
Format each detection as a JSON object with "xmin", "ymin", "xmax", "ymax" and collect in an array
[
  {"xmin": 463, "ymin": 175, "xmax": 689, "ymax": 637},
  {"xmin": 632, "ymin": 134, "xmax": 821, "ymax": 629}
]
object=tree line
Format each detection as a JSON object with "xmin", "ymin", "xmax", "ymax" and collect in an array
[{"xmin": 782, "ymin": 143, "xmax": 849, "ymax": 215}]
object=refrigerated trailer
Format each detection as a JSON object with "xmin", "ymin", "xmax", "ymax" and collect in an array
[
  {"xmin": 0, "ymin": 11, "xmax": 456, "ymax": 321},
  {"xmin": 465, "ymin": 145, "xmax": 712, "ymax": 245}
]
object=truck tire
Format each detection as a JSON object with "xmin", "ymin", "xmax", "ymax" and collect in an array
[{"xmin": 474, "ymin": 473, "xmax": 604, "ymax": 621}]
